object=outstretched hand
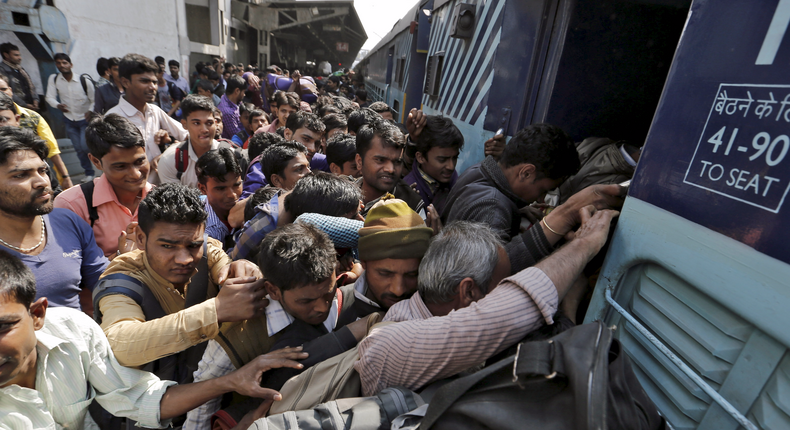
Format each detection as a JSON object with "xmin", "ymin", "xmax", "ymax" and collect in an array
[
  {"xmin": 227, "ymin": 347, "xmax": 308, "ymax": 399},
  {"xmin": 573, "ymin": 205, "xmax": 619, "ymax": 255},
  {"xmin": 406, "ymin": 109, "xmax": 427, "ymax": 139}
]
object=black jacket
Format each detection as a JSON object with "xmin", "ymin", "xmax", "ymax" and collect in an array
[{"xmin": 443, "ymin": 156, "xmax": 555, "ymax": 274}]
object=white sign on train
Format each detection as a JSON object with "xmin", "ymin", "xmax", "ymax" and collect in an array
[{"xmin": 684, "ymin": 84, "xmax": 790, "ymax": 213}]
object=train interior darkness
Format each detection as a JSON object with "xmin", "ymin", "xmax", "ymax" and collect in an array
[{"xmin": 529, "ymin": 0, "xmax": 692, "ymax": 147}]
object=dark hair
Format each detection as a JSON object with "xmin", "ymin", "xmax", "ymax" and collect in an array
[
  {"xmin": 85, "ymin": 114, "xmax": 145, "ymax": 159},
  {"xmin": 245, "ymin": 186, "xmax": 281, "ymax": 222},
  {"xmin": 108, "ymin": 57, "xmax": 120, "ymax": 68},
  {"xmin": 195, "ymin": 147, "xmax": 242, "ymax": 185},
  {"xmin": 224, "ymin": 62, "xmax": 235, "ymax": 72},
  {"xmin": 207, "ymin": 71, "xmax": 220, "ymax": 81},
  {"xmin": 53, "ymin": 53, "xmax": 71, "ymax": 63},
  {"xmin": 248, "ymin": 131, "xmax": 284, "ymax": 162},
  {"xmin": 225, "ymin": 75, "xmax": 246, "ymax": 95},
  {"xmin": 284, "ymin": 171, "xmax": 362, "ymax": 219},
  {"xmin": 500, "ymin": 124, "xmax": 580, "ymax": 180},
  {"xmin": 273, "ymin": 91, "xmax": 300, "ymax": 110},
  {"xmin": 328, "ymin": 75, "xmax": 342, "ymax": 84},
  {"xmin": 195, "ymin": 61, "xmax": 206, "ymax": 73},
  {"xmin": 332, "ymin": 96, "xmax": 357, "ymax": 116},
  {"xmin": 211, "ymin": 106, "xmax": 222, "ymax": 120},
  {"xmin": 249, "ymin": 109, "xmax": 265, "ymax": 121},
  {"xmin": 154, "ymin": 56, "xmax": 165, "ymax": 65},
  {"xmin": 285, "ymin": 110, "xmax": 325, "ymax": 135},
  {"xmin": 260, "ymin": 141, "xmax": 308, "ymax": 184},
  {"xmin": 322, "ymin": 113, "xmax": 347, "ymax": 134},
  {"xmin": 0, "ymin": 91, "xmax": 17, "ymax": 114},
  {"xmin": 325, "ymin": 133, "xmax": 357, "ymax": 169},
  {"xmin": 96, "ymin": 57, "xmax": 110, "ymax": 76},
  {"xmin": 180, "ymin": 94, "xmax": 215, "ymax": 119},
  {"xmin": 168, "ymin": 59, "xmax": 180, "ymax": 68},
  {"xmin": 317, "ymin": 105, "xmax": 340, "ymax": 117},
  {"xmin": 196, "ymin": 79, "xmax": 214, "ymax": 94},
  {"xmin": 137, "ymin": 183, "xmax": 207, "ymax": 235},
  {"xmin": 368, "ymin": 101, "xmax": 390, "ymax": 115},
  {"xmin": 356, "ymin": 118, "xmax": 404, "ymax": 159},
  {"xmin": 257, "ymin": 223, "xmax": 336, "ymax": 291},
  {"xmin": 118, "ymin": 53, "xmax": 159, "ymax": 81},
  {"xmin": 415, "ymin": 116, "xmax": 465, "ymax": 156},
  {"xmin": 0, "ymin": 43, "xmax": 19, "ymax": 57},
  {"xmin": 347, "ymin": 108, "xmax": 380, "ymax": 134},
  {"xmin": 0, "ymin": 249, "xmax": 36, "ymax": 308},
  {"xmin": 239, "ymin": 102, "xmax": 255, "ymax": 118},
  {"xmin": 355, "ymin": 88, "xmax": 367, "ymax": 102},
  {"xmin": 0, "ymin": 126, "xmax": 48, "ymax": 165}
]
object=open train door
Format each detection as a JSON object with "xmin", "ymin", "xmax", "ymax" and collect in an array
[{"xmin": 586, "ymin": 1, "xmax": 790, "ymax": 429}]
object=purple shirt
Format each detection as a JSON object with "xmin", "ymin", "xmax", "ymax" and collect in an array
[{"xmin": 218, "ymin": 94, "xmax": 242, "ymax": 139}]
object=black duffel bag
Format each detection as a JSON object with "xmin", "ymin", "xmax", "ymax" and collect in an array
[{"xmin": 419, "ymin": 321, "xmax": 667, "ymax": 430}]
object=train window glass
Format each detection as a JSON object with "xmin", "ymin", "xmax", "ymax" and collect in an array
[
  {"xmin": 392, "ymin": 99, "xmax": 400, "ymax": 119},
  {"xmin": 424, "ymin": 51, "xmax": 445, "ymax": 97},
  {"xmin": 395, "ymin": 57, "xmax": 406, "ymax": 87},
  {"xmin": 12, "ymin": 12, "xmax": 30, "ymax": 27}
]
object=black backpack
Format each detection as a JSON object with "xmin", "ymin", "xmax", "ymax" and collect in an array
[{"xmin": 419, "ymin": 321, "xmax": 667, "ymax": 430}]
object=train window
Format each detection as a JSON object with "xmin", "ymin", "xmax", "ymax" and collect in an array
[
  {"xmin": 424, "ymin": 51, "xmax": 445, "ymax": 97},
  {"xmin": 395, "ymin": 57, "xmax": 406, "ymax": 87}
]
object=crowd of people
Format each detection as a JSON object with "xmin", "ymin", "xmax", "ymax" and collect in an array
[{"xmin": 0, "ymin": 45, "xmax": 637, "ymax": 430}]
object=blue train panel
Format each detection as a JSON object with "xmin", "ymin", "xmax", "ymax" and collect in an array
[{"xmin": 630, "ymin": 0, "xmax": 790, "ymax": 265}]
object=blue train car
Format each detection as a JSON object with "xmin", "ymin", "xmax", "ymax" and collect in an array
[
  {"xmin": 362, "ymin": 1, "xmax": 790, "ymax": 429},
  {"xmin": 359, "ymin": 0, "xmax": 689, "ymax": 172}
]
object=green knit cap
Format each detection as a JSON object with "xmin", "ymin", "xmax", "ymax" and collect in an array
[{"xmin": 358, "ymin": 195, "xmax": 433, "ymax": 261}]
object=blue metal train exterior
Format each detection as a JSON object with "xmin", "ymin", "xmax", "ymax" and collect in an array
[{"xmin": 359, "ymin": 1, "xmax": 790, "ymax": 429}]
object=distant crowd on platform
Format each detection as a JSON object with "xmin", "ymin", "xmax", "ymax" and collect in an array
[{"xmin": 0, "ymin": 43, "xmax": 641, "ymax": 430}]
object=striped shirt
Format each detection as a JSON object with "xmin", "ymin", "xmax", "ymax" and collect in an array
[
  {"xmin": 0, "ymin": 307, "xmax": 175, "ymax": 429},
  {"xmin": 229, "ymin": 192, "xmax": 281, "ymax": 261},
  {"xmin": 354, "ymin": 267, "xmax": 558, "ymax": 396},
  {"xmin": 204, "ymin": 199, "xmax": 230, "ymax": 244}
]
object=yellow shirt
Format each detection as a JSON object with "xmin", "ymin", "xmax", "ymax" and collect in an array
[
  {"xmin": 16, "ymin": 103, "xmax": 60, "ymax": 157},
  {"xmin": 98, "ymin": 237, "xmax": 231, "ymax": 367}
]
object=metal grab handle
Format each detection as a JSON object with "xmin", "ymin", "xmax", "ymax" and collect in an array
[{"xmin": 604, "ymin": 287, "xmax": 758, "ymax": 430}]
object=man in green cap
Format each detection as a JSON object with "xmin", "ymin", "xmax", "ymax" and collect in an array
[{"xmin": 336, "ymin": 195, "xmax": 433, "ymax": 326}]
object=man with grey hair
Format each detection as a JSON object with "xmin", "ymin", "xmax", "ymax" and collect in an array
[{"xmin": 355, "ymin": 206, "xmax": 618, "ymax": 396}]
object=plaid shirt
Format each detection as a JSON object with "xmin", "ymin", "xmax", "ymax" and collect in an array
[
  {"xmin": 204, "ymin": 199, "xmax": 230, "ymax": 244},
  {"xmin": 228, "ymin": 192, "xmax": 281, "ymax": 260},
  {"xmin": 217, "ymin": 94, "xmax": 242, "ymax": 139},
  {"xmin": 295, "ymin": 213, "xmax": 363, "ymax": 257}
]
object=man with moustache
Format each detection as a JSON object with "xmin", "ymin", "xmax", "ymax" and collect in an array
[{"xmin": 0, "ymin": 127, "xmax": 108, "ymax": 310}]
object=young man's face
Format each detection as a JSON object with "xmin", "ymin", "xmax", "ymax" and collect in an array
[
  {"xmin": 136, "ymin": 222, "xmax": 205, "ymax": 287},
  {"xmin": 0, "ymin": 294, "xmax": 46, "ymax": 388},
  {"xmin": 266, "ymin": 275, "xmax": 336, "ymax": 326},
  {"xmin": 213, "ymin": 113, "xmax": 224, "ymax": 139},
  {"xmin": 3, "ymin": 50, "xmax": 21, "ymax": 65},
  {"xmin": 0, "ymin": 79, "xmax": 13, "ymax": 98},
  {"xmin": 284, "ymin": 127, "xmax": 322, "ymax": 160},
  {"xmin": 277, "ymin": 104, "xmax": 296, "ymax": 126},
  {"xmin": 181, "ymin": 110, "xmax": 216, "ymax": 147},
  {"xmin": 122, "ymin": 72, "xmax": 158, "ymax": 104},
  {"xmin": 199, "ymin": 172, "xmax": 242, "ymax": 214},
  {"xmin": 169, "ymin": 65, "xmax": 179, "ymax": 78},
  {"xmin": 360, "ymin": 258, "xmax": 420, "ymax": 309},
  {"xmin": 357, "ymin": 136, "xmax": 403, "ymax": 194},
  {"xmin": 271, "ymin": 152, "xmax": 311, "ymax": 191},
  {"xmin": 90, "ymin": 146, "xmax": 148, "ymax": 196},
  {"xmin": 240, "ymin": 111, "xmax": 251, "ymax": 132},
  {"xmin": 110, "ymin": 65, "xmax": 120, "ymax": 82},
  {"xmin": 0, "ymin": 109, "xmax": 20, "ymax": 127},
  {"xmin": 196, "ymin": 87, "xmax": 213, "ymax": 98},
  {"xmin": 223, "ymin": 71, "xmax": 231, "ymax": 81},
  {"xmin": 54, "ymin": 58, "xmax": 72, "ymax": 74},
  {"xmin": 417, "ymin": 146, "xmax": 460, "ymax": 184},
  {"xmin": 330, "ymin": 160, "xmax": 360, "ymax": 178},
  {"xmin": 0, "ymin": 151, "xmax": 53, "ymax": 218},
  {"xmin": 323, "ymin": 127, "xmax": 347, "ymax": 153},
  {"xmin": 249, "ymin": 114, "xmax": 267, "ymax": 133}
]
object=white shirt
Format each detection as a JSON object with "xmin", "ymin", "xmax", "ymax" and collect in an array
[
  {"xmin": 106, "ymin": 97, "xmax": 188, "ymax": 183},
  {"xmin": 0, "ymin": 307, "xmax": 175, "ymax": 430},
  {"xmin": 157, "ymin": 139, "xmax": 221, "ymax": 188},
  {"xmin": 45, "ymin": 73, "xmax": 95, "ymax": 121}
]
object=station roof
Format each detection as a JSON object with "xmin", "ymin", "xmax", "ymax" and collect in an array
[{"xmin": 240, "ymin": 0, "xmax": 367, "ymax": 67}]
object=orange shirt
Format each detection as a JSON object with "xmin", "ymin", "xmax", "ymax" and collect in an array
[{"xmin": 54, "ymin": 175, "xmax": 153, "ymax": 257}]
